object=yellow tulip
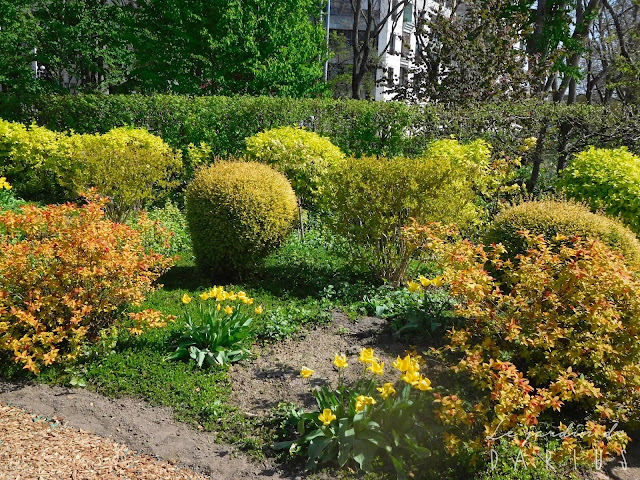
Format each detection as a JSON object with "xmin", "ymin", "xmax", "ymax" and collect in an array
[
  {"xmin": 318, "ymin": 408, "xmax": 336, "ymax": 426},
  {"xmin": 300, "ymin": 366, "xmax": 314, "ymax": 379},
  {"xmin": 377, "ymin": 383, "xmax": 396, "ymax": 399},
  {"xmin": 181, "ymin": 293, "xmax": 192, "ymax": 304},
  {"xmin": 392, "ymin": 355, "xmax": 413, "ymax": 373},
  {"xmin": 357, "ymin": 347, "xmax": 377, "ymax": 365},
  {"xmin": 224, "ymin": 305, "xmax": 234, "ymax": 315},
  {"xmin": 199, "ymin": 292, "xmax": 210, "ymax": 300},
  {"xmin": 402, "ymin": 370, "xmax": 421, "ymax": 386},
  {"xmin": 254, "ymin": 305, "xmax": 264, "ymax": 315},
  {"xmin": 216, "ymin": 303, "xmax": 221, "ymax": 311},
  {"xmin": 355, "ymin": 395, "xmax": 376, "ymax": 412},
  {"xmin": 407, "ymin": 281, "xmax": 421, "ymax": 293},
  {"xmin": 333, "ymin": 353, "xmax": 348, "ymax": 369},
  {"xmin": 367, "ymin": 360, "xmax": 384, "ymax": 375},
  {"xmin": 419, "ymin": 275, "xmax": 430, "ymax": 287},
  {"xmin": 415, "ymin": 377, "xmax": 432, "ymax": 391}
]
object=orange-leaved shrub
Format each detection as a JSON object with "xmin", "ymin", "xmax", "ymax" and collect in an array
[
  {"xmin": 407, "ymin": 222, "xmax": 635, "ymax": 464},
  {"xmin": 0, "ymin": 195, "xmax": 175, "ymax": 373}
]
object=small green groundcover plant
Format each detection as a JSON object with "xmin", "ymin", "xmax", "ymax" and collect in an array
[
  {"xmin": 275, "ymin": 348, "xmax": 434, "ymax": 477},
  {"xmin": 166, "ymin": 286, "xmax": 263, "ymax": 367}
]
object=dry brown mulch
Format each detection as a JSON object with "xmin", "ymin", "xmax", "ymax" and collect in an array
[{"xmin": 0, "ymin": 403, "xmax": 207, "ymax": 480}]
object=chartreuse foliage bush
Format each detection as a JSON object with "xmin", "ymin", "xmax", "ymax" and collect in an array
[
  {"xmin": 484, "ymin": 200, "xmax": 640, "ymax": 270},
  {"xmin": 0, "ymin": 119, "xmax": 70, "ymax": 200},
  {"xmin": 0, "ymin": 196, "xmax": 175, "ymax": 374},
  {"xmin": 409, "ymin": 224, "xmax": 635, "ymax": 465},
  {"xmin": 166, "ymin": 287, "xmax": 262, "ymax": 367},
  {"xmin": 61, "ymin": 127, "xmax": 183, "ymax": 222},
  {"xmin": 321, "ymin": 139, "xmax": 509, "ymax": 286},
  {"xmin": 558, "ymin": 146, "xmax": 640, "ymax": 234},
  {"xmin": 245, "ymin": 126, "xmax": 344, "ymax": 207},
  {"xmin": 276, "ymin": 348, "xmax": 435, "ymax": 477},
  {"xmin": 0, "ymin": 120, "xmax": 183, "ymax": 221},
  {"xmin": 185, "ymin": 161, "xmax": 297, "ymax": 277}
]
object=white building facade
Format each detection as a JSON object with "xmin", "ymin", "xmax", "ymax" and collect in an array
[{"xmin": 327, "ymin": 0, "xmax": 443, "ymax": 100}]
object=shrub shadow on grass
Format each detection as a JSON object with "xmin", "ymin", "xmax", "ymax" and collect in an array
[{"xmin": 156, "ymin": 264, "xmax": 211, "ymax": 292}]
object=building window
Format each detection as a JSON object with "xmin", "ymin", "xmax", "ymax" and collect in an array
[
  {"xmin": 387, "ymin": 67, "xmax": 395, "ymax": 87},
  {"xmin": 400, "ymin": 67, "xmax": 408, "ymax": 85},
  {"xmin": 403, "ymin": 4, "xmax": 413, "ymax": 24}
]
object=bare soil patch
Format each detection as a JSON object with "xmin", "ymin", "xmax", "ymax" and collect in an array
[{"xmin": 229, "ymin": 312, "xmax": 432, "ymax": 416}]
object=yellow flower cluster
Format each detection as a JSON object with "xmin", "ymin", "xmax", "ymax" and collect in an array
[
  {"xmin": 355, "ymin": 395, "xmax": 376, "ymax": 412},
  {"xmin": 0, "ymin": 177, "xmax": 12, "ymax": 190},
  {"xmin": 377, "ymin": 383, "xmax": 396, "ymax": 399},
  {"xmin": 333, "ymin": 353, "xmax": 348, "ymax": 369},
  {"xmin": 300, "ymin": 366, "xmax": 314, "ymax": 378},
  {"xmin": 181, "ymin": 287, "xmax": 264, "ymax": 315},
  {"xmin": 358, "ymin": 347, "xmax": 384, "ymax": 375},
  {"xmin": 393, "ymin": 354, "xmax": 432, "ymax": 391},
  {"xmin": 408, "ymin": 275, "xmax": 445, "ymax": 293}
]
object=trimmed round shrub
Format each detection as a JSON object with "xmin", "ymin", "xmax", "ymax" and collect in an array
[
  {"xmin": 245, "ymin": 126, "xmax": 344, "ymax": 207},
  {"xmin": 185, "ymin": 161, "xmax": 297, "ymax": 276},
  {"xmin": 558, "ymin": 146, "xmax": 640, "ymax": 233},
  {"xmin": 484, "ymin": 200, "xmax": 640, "ymax": 269}
]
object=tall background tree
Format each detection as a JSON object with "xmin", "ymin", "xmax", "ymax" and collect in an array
[
  {"xmin": 0, "ymin": 0, "xmax": 41, "ymax": 93},
  {"xmin": 0, "ymin": 0, "xmax": 327, "ymax": 96},
  {"xmin": 585, "ymin": 0, "xmax": 639, "ymax": 104},
  {"xmin": 348, "ymin": 0, "xmax": 410, "ymax": 99},
  {"xmin": 390, "ymin": 0, "xmax": 533, "ymax": 104}
]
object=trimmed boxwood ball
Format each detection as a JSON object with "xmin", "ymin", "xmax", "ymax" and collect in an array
[
  {"xmin": 484, "ymin": 200, "xmax": 640, "ymax": 269},
  {"xmin": 185, "ymin": 160, "xmax": 297, "ymax": 277}
]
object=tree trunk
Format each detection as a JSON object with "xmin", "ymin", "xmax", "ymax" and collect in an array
[
  {"xmin": 555, "ymin": 0, "xmax": 602, "ymax": 102},
  {"xmin": 526, "ymin": 123, "xmax": 549, "ymax": 193}
]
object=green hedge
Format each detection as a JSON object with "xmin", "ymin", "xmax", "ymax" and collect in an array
[{"xmin": 0, "ymin": 95, "xmax": 637, "ymax": 160}]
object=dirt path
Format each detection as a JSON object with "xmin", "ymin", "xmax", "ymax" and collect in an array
[{"xmin": 0, "ymin": 381, "xmax": 289, "ymax": 480}]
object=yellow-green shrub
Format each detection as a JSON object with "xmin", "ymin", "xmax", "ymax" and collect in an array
[
  {"xmin": 484, "ymin": 200, "xmax": 640, "ymax": 269},
  {"xmin": 62, "ymin": 127, "xmax": 182, "ymax": 222},
  {"xmin": 185, "ymin": 161, "xmax": 297, "ymax": 277},
  {"xmin": 0, "ymin": 119, "xmax": 71, "ymax": 200},
  {"xmin": 245, "ymin": 126, "xmax": 344, "ymax": 207},
  {"xmin": 558, "ymin": 146, "xmax": 640, "ymax": 233},
  {"xmin": 320, "ymin": 139, "xmax": 497, "ymax": 285}
]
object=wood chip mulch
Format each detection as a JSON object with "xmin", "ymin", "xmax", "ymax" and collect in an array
[{"xmin": 0, "ymin": 403, "xmax": 208, "ymax": 480}]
